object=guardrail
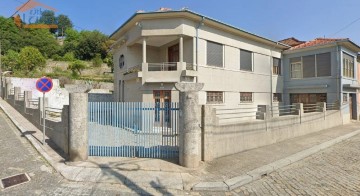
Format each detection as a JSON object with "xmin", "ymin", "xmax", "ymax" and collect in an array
[{"xmin": 148, "ymin": 62, "xmax": 177, "ymax": 71}]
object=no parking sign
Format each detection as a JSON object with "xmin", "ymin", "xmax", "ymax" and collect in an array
[{"xmin": 36, "ymin": 77, "xmax": 53, "ymax": 145}]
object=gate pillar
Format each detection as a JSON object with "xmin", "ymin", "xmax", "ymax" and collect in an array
[
  {"xmin": 175, "ymin": 82, "xmax": 204, "ymax": 168},
  {"xmin": 66, "ymin": 84, "xmax": 91, "ymax": 162}
]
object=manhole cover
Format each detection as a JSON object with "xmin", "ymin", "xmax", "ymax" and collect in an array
[{"xmin": 1, "ymin": 173, "xmax": 30, "ymax": 189}]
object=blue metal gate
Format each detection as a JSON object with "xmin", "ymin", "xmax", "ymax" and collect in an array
[{"xmin": 88, "ymin": 102, "xmax": 179, "ymax": 159}]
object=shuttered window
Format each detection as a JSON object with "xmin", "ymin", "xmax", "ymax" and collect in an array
[
  {"xmin": 207, "ymin": 41, "xmax": 223, "ymax": 67},
  {"xmin": 302, "ymin": 55, "xmax": 315, "ymax": 78},
  {"xmin": 240, "ymin": 49, "xmax": 252, "ymax": 71},
  {"xmin": 273, "ymin": 57, "xmax": 281, "ymax": 75},
  {"xmin": 343, "ymin": 52, "xmax": 354, "ymax": 78},
  {"xmin": 316, "ymin": 52, "xmax": 331, "ymax": 77}
]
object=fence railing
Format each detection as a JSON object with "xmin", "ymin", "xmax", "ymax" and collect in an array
[
  {"xmin": 18, "ymin": 93, "xmax": 24, "ymax": 101},
  {"xmin": 9, "ymin": 88, "xmax": 14, "ymax": 95},
  {"xmin": 28, "ymin": 99, "xmax": 39, "ymax": 109},
  {"xmin": 148, "ymin": 62, "xmax": 177, "ymax": 71},
  {"xmin": 327, "ymin": 103, "xmax": 339, "ymax": 110},
  {"xmin": 271, "ymin": 105, "xmax": 297, "ymax": 116},
  {"xmin": 303, "ymin": 104, "xmax": 322, "ymax": 113},
  {"xmin": 45, "ymin": 107, "xmax": 63, "ymax": 121},
  {"xmin": 215, "ymin": 106, "xmax": 262, "ymax": 122}
]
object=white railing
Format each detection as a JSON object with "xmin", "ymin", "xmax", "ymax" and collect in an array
[
  {"xmin": 148, "ymin": 62, "xmax": 177, "ymax": 71},
  {"xmin": 271, "ymin": 105, "xmax": 297, "ymax": 116}
]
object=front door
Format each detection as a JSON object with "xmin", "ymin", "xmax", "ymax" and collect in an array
[
  {"xmin": 349, "ymin": 94, "xmax": 357, "ymax": 120},
  {"xmin": 168, "ymin": 44, "xmax": 179, "ymax": 71},
  {"xmin": 154, "ymin": 90, "xmax": 171, "ymax": 127}
]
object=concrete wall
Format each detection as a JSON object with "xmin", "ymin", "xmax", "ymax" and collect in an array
[
  {"xmin": 5, "ymin": 92, "xmax": 69, "ymax": 156},
  {"xmin": 202, "ymin": 103, "xmax": 347, "ymax": 161},
  {"xmin": 88, "ymin": 93, "xmax": 114, "ymax": 102}
]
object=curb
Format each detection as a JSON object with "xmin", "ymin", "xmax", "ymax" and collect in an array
[{"xmin": 192, "ymin": 129, "xmax": 360, "ymax": 191}]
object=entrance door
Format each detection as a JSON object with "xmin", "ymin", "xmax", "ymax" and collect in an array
[
  {"xmin": 349, "ymin": 94, "xmax": 357, "ymax": 120},
  {"xmin": 168, "ymin": 44, "xmax": 179, "ymax": 71},
  {"xmin": 154, "ymin": 90, "xmax": 171, "ymax": 127}
]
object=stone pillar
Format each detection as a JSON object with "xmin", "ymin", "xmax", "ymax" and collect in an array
[
  {"xmin": 24, "ymin": 91, "xmax": 32, "ymax": 111},
  {"xmin": 14, "ymin": 87, "xmax": 21, "ymax": 100},
  {"xmin": 142, "ymin": 38, "xmax": 147, "ymax": 63},
  {"xmin": 5, "ymin": 82, "xmax": 12, "ymax": 99},
  {"xmin": 175, "ymin": 82, "xmax": 204, "ymax": 168},
  {"xmin": 66, "ymin": 84, "xmax": 91, "ymax": 162},
  {"xmin": 179, "ymin": 36, "xmax": 184, "ymax": 63}
]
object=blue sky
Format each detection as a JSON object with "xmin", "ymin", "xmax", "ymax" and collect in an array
[{"xmin": 1, "ymin": 0, "xmax": 360, "ymax": 44}]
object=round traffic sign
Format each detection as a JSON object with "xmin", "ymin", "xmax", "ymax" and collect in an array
[{"xmin": 36, "ymin": 77, "xmax": 53, "ymax": 93}]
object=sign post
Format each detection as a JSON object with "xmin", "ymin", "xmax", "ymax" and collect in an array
[{"xmin": 36, "ymin": 77, "xmax": 53, "ymax": 145}]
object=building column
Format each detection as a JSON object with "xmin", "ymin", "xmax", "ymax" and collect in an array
[
  {"xmin": 175, "ymin": 82, "xmax": 204, "ymax": 168},
  {"xmin": 179, "ymin": 36, "xmax": 184, "ymax": 63},
  {"xmin": 142, "ymin": 37, "xmax": 147, "ymax": 63}
]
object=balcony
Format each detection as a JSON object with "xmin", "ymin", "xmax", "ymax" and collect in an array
[{"xmin": 122, "ymin": 62, "xmax": 197, "ymax": 83}]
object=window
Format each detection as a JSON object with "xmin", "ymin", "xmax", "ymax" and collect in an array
[
  {"xmin": 290, "ymin": 57, "xmax": 302, "ymax": 78},
  {"xmin": 240, "ymin": 92, "xmax": 253, "ymax": 103},
  {"xmin": 343, "ymin": 93, "xmax": 348, "ymax": 103},
  {"xmin": 316, "ymin": 52, "xmax": 331, "ymax": 77},
  {"xmin": 240, "ymin": 49, "xmax": 253, "ymax": 71},
  {"xmin": 273, "ymin": 58, "xmax": 281, "ymax": 75},
  {"xmin": 343, "ymin": 52, "xmax": 354, "ymax": 78},
  {"xmin": 273, "ymin": 93, "xmax": 282, "ymax": 102},
  {"xmin": 207, "ymin": 41, "xmax": 223, "ymax": 67},
  {"xmin": 119, "ymin": 54, "xmax": 125, "ymax": 69},
  {"xmin": 302, "ymin": 55, "xmax": 316, "ymax": 78},
  {"xmin": 207, "ymin": 91, "xmax": 223, "ymax": 104}
]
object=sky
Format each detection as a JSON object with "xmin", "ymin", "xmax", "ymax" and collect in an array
[{"xmin": 1, "ymin": 0, "xmax": 360, "ymax": 44}]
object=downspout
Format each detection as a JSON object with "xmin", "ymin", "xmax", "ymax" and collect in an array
[{"xmin": 196, "ymin": 17, "xmax": 205, "ymax": 73}]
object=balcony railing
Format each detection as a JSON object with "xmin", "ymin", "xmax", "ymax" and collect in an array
[{"xmin": 148, "ymin": 62, "xmax": 177, "ymax": 71}]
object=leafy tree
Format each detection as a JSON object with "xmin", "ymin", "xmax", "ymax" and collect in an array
[
  {"xmin": 68, "ymin": 60, "xmax": 86, "ymax": 76},
  {"xmin": 62, "ymin": 52, "xmax": 75, "ymax": 61},
  {"xmin": 18, "ymin": 46, "xmax": 46, "ymax": 73},
  {"xmin": 75, "ymin": 30, "xmax": 108, "ymax": 60},
  {"xmin": 61, "ymin": 28, "xmax": 80, "ymax": 55},
  {"xmin": 22, "ymin": 29, "xmax": 60, "ymax": 58},
  {"xmin": 2, "ymin": 50, "xmax": 20, "ymax": 71},
  {"xmin": 38, "ymin": 10, "xmax": 57, "ymax": 33},
  {"xmin": 0, "ymin": 16, "xmax": 23, "ymax": 53},
  {"xmin": 103, "ymin": 53, "xmax": 114, "ymax": 72},
  {"xmin": 92, "ymin": 53, "xmax": 103, "ymax": 67},
  {"xmin": 57, "ymin": 15, "xmax": 73, "ymax": 37}
]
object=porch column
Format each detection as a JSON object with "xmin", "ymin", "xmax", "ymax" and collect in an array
[
  {"xmin": 142, "ymin": 37, "xmax": 147, "ymax": 63},
  {"xmin": 179, "ymin": 36, "xmax": 184, "ymax": 63},
  {"xmin": 175, "ymin": 82, "xmax": 204, "ymax": 168}
]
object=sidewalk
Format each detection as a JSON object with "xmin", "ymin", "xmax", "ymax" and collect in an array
[{"xmin": 1, "ymin": 97, "xmax": 359, "ymax": 192}]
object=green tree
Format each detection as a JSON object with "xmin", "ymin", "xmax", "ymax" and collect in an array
[
  {"xmin": 2, "ymin": 50, "xmax": 20, "ymax": 71},
  {"xmin": 75, "ymin": 30, "xmax": 108, "ymax": 60},
  {"xmin": 22, "ymin": 29, "xmax": 60, "ymax": 58},
  {"xmin": 103, "ymin": 53, "xmax": 114, "ymax": 72},
  {"xmin": 38, "ymin": 10, "xmax": 57, "ymax": 33},
  {"xmin": 0, "ymin": 16, "xmax": 23, "ymax": 53},
  {"xmin": 61, "ymin": 28, "xmax": 80, "ymax": 55},
  {"xmin": 92, "ymin": 53, "xmax": 103, "ymax": 67},
  {"xmin": 18, "ymin": 46, "xmax": 46, "ymax": 73},
  {"xmin": 56, "ymin": 15, "xmax": 73, "ymax": 37},
  {"xmin": 68, "ymin": 60, "xmax": 86, "ymax": 76}
]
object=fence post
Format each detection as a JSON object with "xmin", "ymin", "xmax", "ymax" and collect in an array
[
  {"xmin": 317, "ymin": 102, "xmax": 326, "ymax": 119},
  {"xmin": 175, "ymin": 82, "xmax": 204, "ymax": 168},
  {"xmin": 14, "ymin": 87, "xmax": 21, "ymax": 103},
  {"xmin": 5, "ymin": 80, "xmax": 12, "ymax": 100},
  {"xmin": 294, "ymin": 103, "xmax": 303, "ymax": 123},
  {"xmin": 24, "ymin": 91, "xmax": 32, "ymax": 112}
]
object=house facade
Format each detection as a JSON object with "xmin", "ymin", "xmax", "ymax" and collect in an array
[
  {"xmin": 282, "ymin": 38, "xmax": 360, "ymax": 120},
  {"xmin": 110, "ymin": 10, "xmax": 288, "ymax": 110},
  {"xmin": 110, "ymin": 9, "xmax": 360, "ymax": 120}
]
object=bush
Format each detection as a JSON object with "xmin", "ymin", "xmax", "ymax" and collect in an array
[
  {"xmin": 68, "ymin": 60, "xmax": 86, "ymax": 76},
  {"xmin": 51, "ymin": 54, "xmax": 62, "ymax": 61},
  {"xmin": 62, "ymin": 52, "xmax": 75, "ymax": 61},
  {"xmin": 18, "ymin": 46, "xmax": 46, "ymax": 73},
  {"xmin": 92, "ymin": 53, "xmax": 103, "ymax": 67}
]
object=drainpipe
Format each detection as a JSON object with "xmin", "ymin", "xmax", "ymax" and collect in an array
[
  {"xmin": 336, "ymin": 44, "xmax": 342, "ymax": 104},
  {"xmin": 269, "ymin": 42, "xmax": 280, "ymax": 116},
  {"xmin": 196, "ymin": 17, "xmax": 205, "ymax": 72}
]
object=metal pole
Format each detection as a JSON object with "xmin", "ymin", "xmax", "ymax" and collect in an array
[{"xmin": 43, "ymin": 92, "xmax": 46, "ymax": 145}]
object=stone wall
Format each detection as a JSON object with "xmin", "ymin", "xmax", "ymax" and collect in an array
[{"xmin": 202, "ymin": 103, "xmax": 348, "ymax": 161}]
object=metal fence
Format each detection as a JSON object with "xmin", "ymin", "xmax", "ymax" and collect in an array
[
  {"xmin": 303, "ymin": 104, "xmax": 321, "ymax": 113},
  {"xmin": 271, "ymin": 105, "xmax": 297, "ymax": 116},
  {"xmin": 88, "ymin": 102, "xmax": 179, "ymax": 159}
]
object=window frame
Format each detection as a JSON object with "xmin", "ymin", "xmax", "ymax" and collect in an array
[
  {"xmin": 273, "ymin": 57, "xmax": 281, "ymax": 75},
  {"xmin": 240, "ymin": 49, "xmax": 253, "ymax": 72},
  {"xmin": 206, "ymin": 41, "xmax": 224, "ymax": 68},
  {"xmin": 290, "ymin": 60, "xmax": 302, "ymax": 79},
  {"xmin": 206, "ymin": 91, "xmax": 224, "ymax": 104},
  {"xmin": 240, "ymin": 92, "xmax": 253, "ymax": 103},
  {"xmin": 342, "ymin": 52, "xmax": 354, "ymax": 78}
]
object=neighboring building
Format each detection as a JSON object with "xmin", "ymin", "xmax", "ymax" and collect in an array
[
  {"xmin": 279, "ymin": 37, "xmax": 305, "ymax": 47},
  {"xmin": 282, "ymin": 38, "xmax": 360, "ymax": 120},
  {"xmin": 110, "ymin": 9, "xmax": 288, "ymax": 109}
]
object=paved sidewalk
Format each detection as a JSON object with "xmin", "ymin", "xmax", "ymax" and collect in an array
[{"xmin": 1, "ymin": 97, "xmax": 360, "ymax": 193}]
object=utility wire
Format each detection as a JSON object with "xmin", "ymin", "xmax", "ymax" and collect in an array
[{"xmin": 330, "ymin": 17, "xmax": 360, "ymax": 37}]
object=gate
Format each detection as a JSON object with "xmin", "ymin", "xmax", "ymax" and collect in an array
[{"xmin": 88, "ymin": 102, "xmax": 179, "ymax": 159}]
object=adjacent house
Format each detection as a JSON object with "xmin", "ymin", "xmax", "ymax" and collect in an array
[
  {"xmin": 110, "ymin": 9, "xmax": 288, "ymax": 110},
  {"xmin": 282, "ymin": 38, "xmax": 360, "ymax": 120},
  {"xmin": 110, "ymin": 9, "xmax": 360, "ymax": 120}
]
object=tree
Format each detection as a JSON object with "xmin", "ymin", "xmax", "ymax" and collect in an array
[
  {"xmin": 18, "ymin": 46, "xmax": 46, "ymax": 73},
  {"xmin": 61, "ymin": 28, "xmax": 80, "ymax": 55},
  {"xmin": 2, "ymin": 50, "xmax": 20, "ymax": 71},
  {"xmin": 68, "ymin": 60, "xmax": 86, "ymax": 76},
  {"xmin": 38, "ymin": 10, "xmax": 57, "ymax": 34},
  {"xmin": 103, "ymin": 53, "xmax": 114, "ymax": 72},
  {"xmin": 75, "ymin": 30, "xmax": 108, "ymax": 60},
  {"xmin": 22, "ymin": 29, "xmax": 60, "ymax": 58},
  {"xmin": 0, "ymin": 16, "xmax": 23, "ymax": 53},
  {"xmin": 57, "ymin": 15, "xmax": 73, "ymax": 37}
]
